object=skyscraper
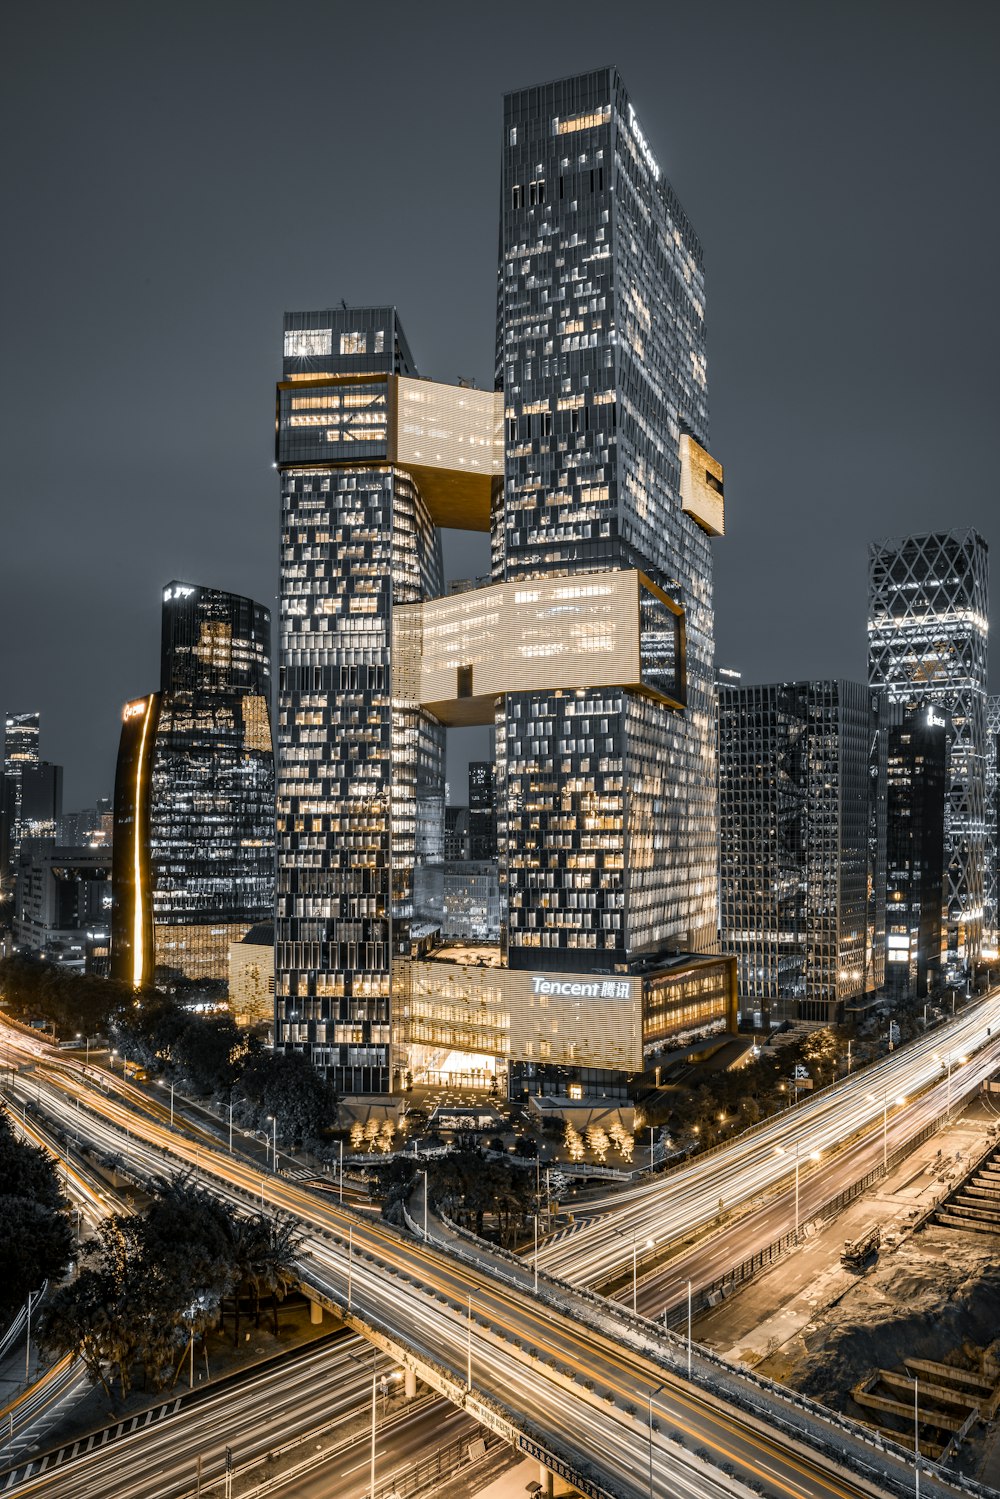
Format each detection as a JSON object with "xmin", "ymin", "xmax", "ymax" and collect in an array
[
  {"xmin": 719, "ymin": 681, "xmax": 876, "ymax": 1025},
  {"xmin": 1, "ymin": 712, "xmax": 40, "ymax": 886},
  {"xmin": 112, "ymin": 582, "xmax": 275, "ymax": 989},
  {"xmin": 985, "ymin": 695, "xmax": 1000, "ymax": 951},
  {"xmin": 19, "ymin": 761, "xmax": 63, "ymax": 842},
  {"xmin": 496, "ymin": 68, "xmax": 721, "ymax": 979},
  {"xmin": 868, "ymin": 529, "xmax": 989, "ymax": 968},
  {"xmin": 884, "ymin": 706, "xmax": 947, "ymax": 999},
  {"xmin": 276, "ymin": 72, "xmax": 735, "ymax": 1099}
]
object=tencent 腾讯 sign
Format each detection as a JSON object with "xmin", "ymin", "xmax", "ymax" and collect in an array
[{"xmin": 531, "ymin": 975, "xmax": 634, "ymax": 1001}]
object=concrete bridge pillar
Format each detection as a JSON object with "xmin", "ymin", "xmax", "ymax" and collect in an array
[
  {"xmin": 309, "ymin": 1298, "xmax": 324, "ymax": 1325},
  {"xmin": 404, "ymin": 1367, "xmax": 417, "ymax": 1399},
  {"xmin": 539, "ymin": 1463, "xmax": 554, "ymax": 1497}
]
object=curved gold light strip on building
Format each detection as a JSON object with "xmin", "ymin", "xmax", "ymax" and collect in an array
[{"xmin": 132, "ymin": 696, "xmax": 155, "ymax": 989}]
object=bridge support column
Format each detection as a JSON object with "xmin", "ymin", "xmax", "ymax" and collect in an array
[
  {"xmin": 539, "ymin": 1463, "xmax": 553, "ymax": 1497},
  {"xmin": 308, "ymin": 1298, "xmax": 323, "ymax": 1325},
  {"xmin": 404, "ymin": 1368, "xmax": 417, "ymax": 1400}
]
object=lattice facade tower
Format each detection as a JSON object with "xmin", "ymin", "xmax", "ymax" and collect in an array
[{"xmin": 868, "ymin": 530, "xmax": 988, "ymax": 965}]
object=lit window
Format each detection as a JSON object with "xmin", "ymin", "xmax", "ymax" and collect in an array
[
  {"xmin": 284, "ymin": 329, "xmax": 332, "ymax": 357},
  {"xmin": 340, "ymin": 332, "xmax": 367, "ymax": 355}
]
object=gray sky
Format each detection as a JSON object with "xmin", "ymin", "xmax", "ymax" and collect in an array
[{"xmin": 2, "ymin": 0, "xmax": 998, "ymax": 807}]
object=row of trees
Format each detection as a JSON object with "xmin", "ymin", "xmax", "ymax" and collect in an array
[
  {"xmin": 371, "ymin": 1150, "xmax": 539, "ymax": 1244},
  {"xmin": 0, "ymin": 953, "xmax": 134, "ymax": 1038},
  {"xmin": 41, "ymin": 1174, "xmax": 301, "ymax": 1404},
  {"xmin": 113, "ymin": 998, "xmax": 339, "ymax": 1146},
  {"xmin": 427, "ymin": 1149, "xmax": 537, "ymax": 1246},
  {"xmin": 0, "ymin": 954, "xmax": 339, "ymax": 1148},
  {"xmin": 0, "ymin": 1109, "xmax": 74, "ymax": 1330}
]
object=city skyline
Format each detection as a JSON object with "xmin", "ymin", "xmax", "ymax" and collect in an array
[{"xmin": 3, "ymin": 1, "xmax": 999, "ymax": 807}]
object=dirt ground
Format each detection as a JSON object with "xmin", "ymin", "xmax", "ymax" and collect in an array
[{"xmin": 694, "ymin": 1100, "xmax": 1000, "ymax": 1488}]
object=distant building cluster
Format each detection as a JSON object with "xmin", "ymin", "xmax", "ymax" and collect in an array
[
  {"xmin": 719, "ymin": 526, "xmax": 993, "ymax": 1027},
  {"xmin": 5, "ymin": 67, "xmax": 996, "ymax": 1093}
]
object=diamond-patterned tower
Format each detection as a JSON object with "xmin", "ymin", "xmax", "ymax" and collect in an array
[{"xmin": 868, "ymin": 529, "xmax": 988, "ymax": 966}]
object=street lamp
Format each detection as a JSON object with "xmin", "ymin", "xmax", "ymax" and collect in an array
[
  {"xmin": 687, "ymin": 1279, "xmax": 693, "ymax": 1378},
  {"xmin": 934, "ymin": 1052, "xmax": 968, "ymax": 1122},
  {"xmin": 418, "ymin": 1169, "xmax": 428, "ymax": 1242},
  {"xmin": 266, "ymin": 1115, "xmax": 277, "ymax": 1172},
  {"xmin": 775, "ymin": 1141, "xmax": 821, "ymax": 1241},
  {"xmin": 866, "ymin": 1089, "xmax": 906, "ymax": 1173},
  {"xmin": 159, "ymin": 1078, "xmax": 175, "ymax": 1127},
  {"xmin": 647, "ymin": 1381, "xmax": 666, "ymax": 1499},
  {"xmin": 533, "ymin": 1212, "xmax": 539, "ymax": 1294},
  {"xmin": 631, "ymin": 1232, "xmax": 655, "ymax": 1315},
  {"xmin": 369, "ymin": 1356, "xmax": 403, "ymax": 1499}
]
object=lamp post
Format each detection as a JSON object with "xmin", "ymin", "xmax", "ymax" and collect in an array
[
  {"xmin": 867, "ymin": 1089, "xmax": 906, "ymax": 1173},
  {"xmin": 348, "ymin": 1224, "xmax": 353, "ymax": 1312},
  {"xmin": 533, "ymin": 1212, "xmax": 539, "ymax": 1294},
  {"xmin": 418, "ymin": 1169, "xmax": 428, "ymax": 1242},
  {"xmin": 466, "ymin": 1294, "xmax": 473, "ymax": 1390},
  {"xmin": 369, "ymin": 1359, "xmax": 377, "ymax": 1499},
  {"xmin": 266, "ymin": 1115, "xmax": 277, "ymax": 1172},
  {"xmin": 687, "ymin": 1279, "xmax": 692, "ymax": 1379},
  {"xmin": 647, "ymin": 1382, "xmax": 665, "ymax": 1499},
  {"xmin": 631, "ymin": 1232, "xmax": 654, "ymax": 1314},
  {"xmin": 339, "ymin": 1138, "xmax": 344, "ymax": 1204},
  {"xmin": 776, "ymin": 1141, "xmax": 821, "ymax": 1240}
]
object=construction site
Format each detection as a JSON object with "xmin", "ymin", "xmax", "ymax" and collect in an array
[{"xmin": 692, "ymin": 1091, "xmax": 1000, "ymax": 1488}]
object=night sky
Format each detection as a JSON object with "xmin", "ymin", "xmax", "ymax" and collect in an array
[{"xmin": 2, "ymin": 0, "xmax": 998, "ymax": 809}]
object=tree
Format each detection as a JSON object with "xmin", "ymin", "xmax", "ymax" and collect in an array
[
  {"xmin": 235, "ymin": 1050, "xmax": 337, "ymax": 1143},
  {"xmin": 0, "ymin": 1196, "xmax": 74, "ymax": 1328}
]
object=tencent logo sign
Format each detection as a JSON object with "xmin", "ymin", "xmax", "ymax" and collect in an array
[{"xmin": 531, "ymin": 975, "xmax": 633, "ymax": 1001}]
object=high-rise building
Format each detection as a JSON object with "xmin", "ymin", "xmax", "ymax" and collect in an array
[
  {"xmin": 468, "ymin": 760, "xmax": 497, "ymax": 862},
  {"xmin": 984, "ymin": 695, "xmax": 1000, "ymax": 952},
  {"xmin": 884, "ymin": 706, "xmax": 947, "ymax": 999},
  {"xmin": 719, "ymin": 681, "xmax": 876, "ymax": 1025},
  {"xmin": 868, "ymin": 529, "xmax": 989, "ymax": 969},
  {"xmin": 276, "ymin": 71, "xmax": 735, "ymax": 1099},
  {"xmin": 19, "ymin": 761, "xmax": 63, "ymax": 842},
  {"xmin": 496, "ymin": 68, "xmax": 721, "ymax": 975},
  {"xmin": 14, "ymin": 843, "xmax": 112, "ymax": 972},
  {"xmin": 112, "ymin": 582, "xmax": 275, "ymax": 990},
  {"xmin": 1, "ymin": 712, "xmax": 40, "ymax": 885}
]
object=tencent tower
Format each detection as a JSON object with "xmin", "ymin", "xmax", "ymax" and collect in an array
[{"xmin": 276, "ymin": 68, "xmax": 734, "ymax": 1098}]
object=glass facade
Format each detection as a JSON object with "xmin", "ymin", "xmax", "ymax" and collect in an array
[
  {"xmin": 868, "ymin": 529, "xmax": 989, "ymax": 965},
  {"xmin": 150, "ymin": 584, "xmax": 274, "ymax": 984},
  {"xmin": 111, "ymin": 584, "xmax": 275, "ymax": 991},
  {"xmin": 277, "ymin": 75, "xmax": 730, "ymax": 1096},
  {"xmin": 277, "ymin": 308, "xmax": 444, "ymax": 1094},
  {"xmin": 496, "ymin": 67, "xmax": 719, "ymax": 974},
  {"xmin": 1, "ymin": 711, "xmax": 41, "ymax": 886},
  {"xmin": 986, "ymin": 695, "xmax": 1000, "ymax": 950},
  {"xmin": 885, "ymin": 707, "xmax": 946, "ymax": 999},
  {"xmin": 719, "ymin": 681, "xmax": 876, "ymax": 1024}
]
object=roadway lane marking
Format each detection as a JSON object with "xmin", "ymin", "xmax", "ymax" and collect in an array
[{"xmin": 341, "ymin": 1450, "xmax": 387, "ymax": 1476}]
